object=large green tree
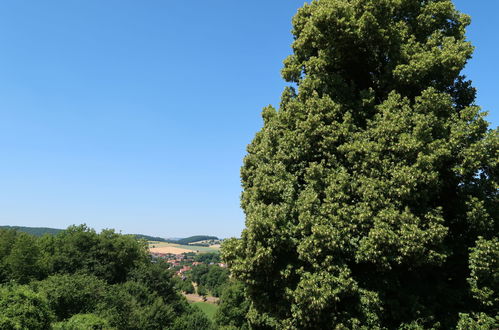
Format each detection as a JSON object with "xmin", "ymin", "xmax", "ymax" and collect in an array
[
  {"xmin": 223, "ymin": 0, "xmax": 498, "ymax": 328},
  {"xmin": 47, "ymin": 225, "xmax": 149, "ymax": 284},
  {"xmin": 31, "ymin": 274, "xmax": 108, "ymax": 321}
]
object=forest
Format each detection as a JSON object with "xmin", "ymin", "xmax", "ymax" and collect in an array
[{"xmin": 0, "ymin": 225, "xmax": 244, "ymax": 329}]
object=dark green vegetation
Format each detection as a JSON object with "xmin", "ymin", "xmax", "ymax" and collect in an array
[
  {"xmin": 223, "ymin": 0, "xmax": 498, "ymax": 329},
  {"xmin": 173, "ymin": 277, "xmax": 195, "ymax": 294},
  {"xmin": 0, "ymin": 225, "xmax": 63, "ymax": 237},
  {"xmin": 190, "ymin": 264, "xmax": 230, "ymax": 297},
  {"xmin": 130, "ymin": 234, "xmax": 170, "ymax": 242},
  {"xmin": 214, "ymin": 281, "xmax": 251, "ymax": 330},
  {"xmin": 195, "ymin": 252, "xmax": 221, "ymax": 264},
  {"xmin": 177, "ymin": 236, "xmax": 219, "ymax": 245},
  {"xmin": 0, "ymin": 225, "xmax": 213, "ymax": 329},
  {"xmin": 0, "ymin": 225, "xmax": 171, "ymax": 242},
  {"xmin": 170, "ymin": 253, "xmax": 228, "ymax": 298}
]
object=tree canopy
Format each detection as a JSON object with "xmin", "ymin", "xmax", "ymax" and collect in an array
[
  {"xmin": 223, "ymin": 0, "xmax": 498, "ymax": 328},
  {"xmin": 214, "ymin": 281, "xmax": 250, "ymax": 330},
  {"xmin": 0, "ymin": 225, "xmax": 213, "ymax": 329},
  {"xmin": 0, "ymin": 285, "xmax": 53, "ymax": 329}
]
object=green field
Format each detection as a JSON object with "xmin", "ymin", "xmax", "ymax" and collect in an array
[{"xmin": 192, "ymin": 302, "xmax": 218, "ymax": 320}]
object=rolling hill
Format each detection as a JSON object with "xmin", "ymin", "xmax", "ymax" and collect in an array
[{"xmin": 0, "ymin": 226, "xmax": 218, "ymax": 244}]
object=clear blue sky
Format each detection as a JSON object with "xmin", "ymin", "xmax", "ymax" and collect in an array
[{"xmin": 0, "ymin": 1, "xmax": 496, "ymax": 238}]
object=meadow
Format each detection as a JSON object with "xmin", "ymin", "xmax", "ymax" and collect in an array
[{"xmin": 192, "ymin": 302, "xmax": 218, "ymax": 320}]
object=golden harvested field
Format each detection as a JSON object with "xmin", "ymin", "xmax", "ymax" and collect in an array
[
  {"xmin": 149, "ymin": 246, "xmax": 192, "ymax": 254},
  {"xmin": 148, "ymin": 241, "xmax": 220, "ymax": 254}
]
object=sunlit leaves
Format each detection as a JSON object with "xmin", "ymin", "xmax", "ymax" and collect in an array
[{"xmin": 226, "ymin": 0, "xmax": 497, "ymax": 328}]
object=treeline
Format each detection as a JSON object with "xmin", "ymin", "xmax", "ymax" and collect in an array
[
  {"xmin": 0, "ymin": 226, "xmax": 219, "ymax": 246},
  {"xmin": 0, "ymin": 225, "xmax": 213, "ymax": 329},
  {"xmin": 0, "ymin": 225, "xmax": 62, "ymax": 237},
  {"xmin": 191, "ymin": 264, "xmax": 228, "ymax": 297},
  {"xmin": 176, "ymin": 236, "xmax": 219, "ymax": 245},
  {"xmin": 0, "ymin": 225, "xmax": 171, "ymax": 242},
  {"xmin": 178, "ymin": 264, "xmax": 229, "ymax": 298},
  {"xmin": 128, "ymin": 234, "xmax": 169, "ymax": 242},
  {"xmin": 194, "ymin": 252, "xmax": 220, "ymax": 264}
]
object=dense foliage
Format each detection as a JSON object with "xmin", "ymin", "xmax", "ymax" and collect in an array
[
  {"xmin": 0, "ymin": 285, "xmax": 53, "ymax": 329},
  {"xmin": 214, "ymin": 281, "xmax": 250, "ymax": 330},
  {"xmin": 0, "ymin": 225, "xmax": 212, "ymax": 329},
  {"xmin": 195, "ymin": 252, "xmax": 221, "ymax": 264},
  {"xmin": 223, "ymin": 0, "xmax": 498, "ymax": 328},
  {"xmin": 173, "ymin": 277, "xmax": 195, "ymax": 294},
  {"xmin": 190, "ymin": 264, "xmax": 230, "ymax": 297}
]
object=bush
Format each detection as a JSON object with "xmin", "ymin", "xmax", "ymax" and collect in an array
[
  {"xmin": 171, "ymin": 306, "xmax": 213, "ymax": 330},
  {"xmin": 0, "ymin": 284, "xmax": 53, "ymax": 329},
  {"xmin": 52, "ymin": 313, "xmax": 110, "ymax": 330},
  {"xmin": 31, "ymin": 273, "xmax": 107, "ymax": 321}
]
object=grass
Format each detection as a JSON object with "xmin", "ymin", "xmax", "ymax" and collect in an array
[{"xmin": 192, "ymin": 301, "xmax": 218, "ymax": 320}]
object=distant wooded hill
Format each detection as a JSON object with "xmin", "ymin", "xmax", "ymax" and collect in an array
[
  {"xmin": 0, "ymin": 226, "xmax": 63, "ymax": 236},
  {"xmin": 0, "ymin": 226, "xmax": 218, "ymax": 244},
  {"xmin": 176, "ymin": 236, "xmax": 219, "ymax": 245},
  {"xmin": 127, "ymin": 234, "xmax": 169, "ymax": 242}
]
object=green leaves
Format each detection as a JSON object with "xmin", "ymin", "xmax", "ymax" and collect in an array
[
  {"xmin": 229, "ymin": 0, "xmax": 498, "ymax": 328},
  {"xmin": 468, "ymin": 237, "xmax": 499, "ymax": 308},
  {"xmin": 214, "ymin": 281, "xmax": 250, "ymax": 329},
  {"xmin": 30, "ymin": 274, "xmax": 107, "ymax": 321},
  {"xmin": 0, "ymin": 285, "xmax": 53, "ymax": 329},
  {"xmin": 0, "ymin": 226, "xmax": 198, "ymax": 329}
]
